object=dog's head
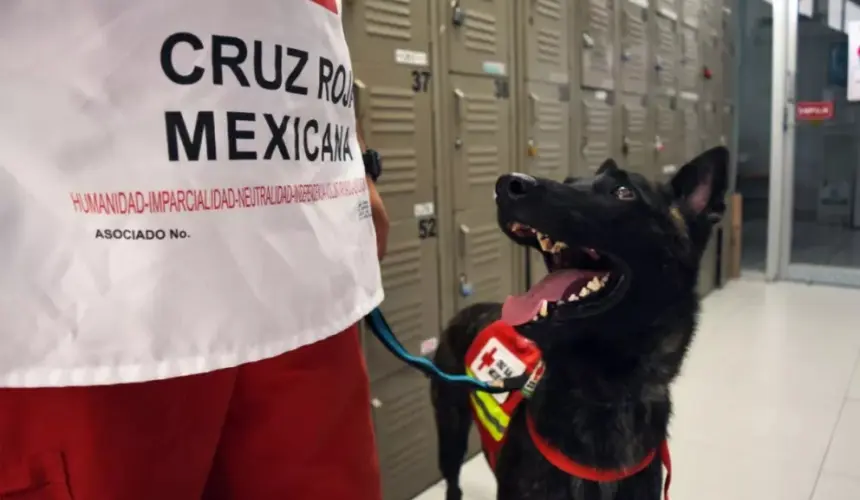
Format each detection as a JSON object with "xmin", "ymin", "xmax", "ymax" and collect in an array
[{"xmin": 495, "ymin": 146, "xmax": 729, "ymax": 340}]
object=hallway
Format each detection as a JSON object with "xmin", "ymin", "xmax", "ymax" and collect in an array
[{"xmin": 414, "ymin": 279, "xmax": 860, "ymax": 500}]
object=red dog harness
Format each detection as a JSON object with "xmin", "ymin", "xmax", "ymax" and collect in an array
[{"xmin": 464, "ymin": 321, "xmax": 673, "ymax": 498}]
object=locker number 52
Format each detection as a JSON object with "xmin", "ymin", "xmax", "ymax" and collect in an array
[{"xmin": 411, "ymin": 70, "xmax": 432, "ymax": 93}]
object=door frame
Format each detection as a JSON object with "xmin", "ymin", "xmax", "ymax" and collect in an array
[{"xmin": 767, "ymin": 0, "xmax": 860, "ymax": 287}]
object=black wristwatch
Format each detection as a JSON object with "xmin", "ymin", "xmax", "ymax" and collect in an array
[{"xmin": 363, "ymin": 149, "xmax": 382, "ymax": 183}]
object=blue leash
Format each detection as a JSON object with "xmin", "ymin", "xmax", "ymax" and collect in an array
[{"xmin": 364, "ymin": 307, "xmax": 526, "ymax": 394}]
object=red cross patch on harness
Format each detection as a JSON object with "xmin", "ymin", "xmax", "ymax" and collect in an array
[{"xmin": 468, "ymin": 337, "xmax": 529, "ymax": 403}]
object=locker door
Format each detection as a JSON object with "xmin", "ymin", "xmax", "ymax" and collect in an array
[
  {"xmin": 343, "ymin": 0, "xmax": 429, "ymax": 66},
  {"xmin": 680, "ymin": 98, "xmax": 700, "ymax": 161},
  {"xmin": 682, "ymin": 0, "xmax": 701, "ymax": 28},
  {"xmin": 345, "ymin": 4, "xmax": 440, "ymax": 388},
  {"xmin": 581, "ymin": 90, "xmax": 614, "ymax": 174},
  {"xmin": 679, "ymin": 26, "xmax": 700, "ymax": 94},
  {"xmin": 370, "ymin": 370, "xmax": 438, "ymax": 500},
  {"xmin": 353, "ymin": 68, "xmax": 442, "ymax": 384},
  {"xmin": 526, "ymin": 82, "xmax": 571, "ymax": 285},
  {"xmin": 704, "ymin": 33, "xmax": 722, "ymax": 102},
  {"xmin": 654, "ymin": 15, "xmax": 678, "ymax": 94},
  {"xmin": 527, "ymin": 83, "xmax": 571, "ymax": 182},
  {"xmin": 581, "ymin": 0, "xmax": 615, "ymax": 90},
  {"xmin": 620, "ymin": 0, "xmax": 649, "ymax": 95},
  {"xmin": 526, "ymin": 0, "xmax": 569, "ymax": 83},
  {"xmin": 447, "ymin": 0, "xmax": 511, "ymax": 76},
  {"xmin": 449, "ymin": 75, "xmax": 515, "ymax": 309},
  {"xmin": 655, "ymin": 96, "xmax": 678, "ymax": 179},
  {"xmin": 621, "ymin": 95, "xmax": 650, "ymax": 176}
]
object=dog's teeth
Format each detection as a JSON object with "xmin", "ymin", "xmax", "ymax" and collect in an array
[
  {"xmin": 586, "ymin": 277, "xmax": 602, "ymax": 291},
  {"xmin": 579, "ymin": 288, "xmax": 591, "ymax": 298},
  {"xmin": 550, "ymin": 241, "xmax": 568, "ymax": 254},
  {"xmin": 532, "ymin": 315, "xmax": 539, "ymax": 321},
  {"xmin": 537, "ymin": 233, "xmax": 553, "ymax": 252},
  {"xmin": 584, "ymin": 248, "xmax": 600, "ymax": 260},
  {"xmin": 568, "ymin": 294, "xmax": 579, "ymax": 301},
  {"xmin": 601, "ymin": 274, "xmax": 609, "ymax": 283},
  {"xmin": 539, "ymin": 300, "xmax": 549, "ymax": 317}
]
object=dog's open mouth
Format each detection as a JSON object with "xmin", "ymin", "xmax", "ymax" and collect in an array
[{"xmin": 501, "ymin": 222, "xmax": 628, "ymax": 326}]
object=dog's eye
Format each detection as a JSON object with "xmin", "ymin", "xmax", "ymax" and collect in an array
[{"xmin": 613, "ymin": 186, "xmax": 636, "ymax": 201}]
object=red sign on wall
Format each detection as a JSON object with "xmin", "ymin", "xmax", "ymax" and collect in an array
[{"xmin": 796, "ymin": 101, "xmax": 834, "ymax": 121}]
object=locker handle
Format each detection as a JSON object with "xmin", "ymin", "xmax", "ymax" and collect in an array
[
  {"xmin": 582, "ymin": 33, "xmax": 595, "ymax": 49},
  {"xmin": 453, "ymin": 88, "xmax": 466, "ymax": 122},
  {"xmin": 354, "ymin": 79, "xmax": 369, "ymax": 138},
  {"xmin": 528, "ymin": 93, "xmax": 540, "ymax": 123},
  {"xmin": 458, "ymin": 224, "xmax": 470, "ymax": 258}
]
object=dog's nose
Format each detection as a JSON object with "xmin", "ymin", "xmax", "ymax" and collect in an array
[{"xmin": 496, "ymin": 173, "xmax": 537, "ymax": 200}]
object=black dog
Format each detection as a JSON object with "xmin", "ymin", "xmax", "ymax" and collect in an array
[{"xmin": 430, "ymin": 146, "xmax": 729, "ymax": 500}]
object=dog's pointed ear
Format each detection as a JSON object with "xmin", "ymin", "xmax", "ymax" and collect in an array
[
  {"xmin": 671, "ymin": 146, "xmax": 729, "ymax": 221},
  {"xmin": 596, "ymin": 158, "xmax": 619, "ymax": 175}
]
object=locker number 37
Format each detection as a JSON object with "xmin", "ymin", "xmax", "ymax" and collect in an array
[{"xmin": 412, "ymin": 70, "xmax": 432, "ymax": 93}]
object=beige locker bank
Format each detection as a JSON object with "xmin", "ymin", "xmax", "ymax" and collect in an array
[{"xmin": 343, "ymin": 0, "xmax": 737, "ymax": 497}]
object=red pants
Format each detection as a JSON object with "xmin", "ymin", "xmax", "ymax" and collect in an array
[{"xmin": 0, "ymin": 326, "xmax": 381, "ymax": 500}]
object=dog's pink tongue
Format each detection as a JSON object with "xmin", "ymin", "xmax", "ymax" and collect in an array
[{"xmin": 502, "ymin": 269, "xmax": 592, "ymax": 326}]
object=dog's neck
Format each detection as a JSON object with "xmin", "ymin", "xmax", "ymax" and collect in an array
[
  {"xmin": 523, "ymin": 290, "xmax": 697, "ymax": 471},
  {"xmin": 525, "ymin": 344, "xmax": 670, "ymax": 471}
]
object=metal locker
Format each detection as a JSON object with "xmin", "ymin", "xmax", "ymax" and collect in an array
[
  {"xmin": 525, "ymin": 0, "xmax": 570, "ymax": 84},
  {"xmin": 679, "ymin": 27, "xmax": 700, "ymax": 94},
  {"xmin": 654, "ymin": 96, "xmax": 678, "ymax": 179},
  {"xmin": 703, "ymin": 32, "xmax": 722, "ymax": 102},
  {"xmin": 620, "ymin": 95, "xmax": 650, "ymax": 175},
  {"xmin": 581, "ymin": 90, "xmax": 615, "ymax": 174},
  {"xmin": 370, "ymin": 369, "xmax": 438, "ymax": 500},
  {"xmin": 448, "ymin": 74, "xmax": 516, "ymax": 309},
  {"xmin": 525, "ymin": 84, "xmax": 571, "ymax": 182},
  {"xmin": 446, "ymin": 0, "xmax": 511, "ymax": 77},
  {"xmin": 580, "ymin": 0, "xmax": 616, "ymax": 91},
  {"xmin": 654, "ymin": 14, "xmax": 679, "ymax": 95},
  {"xmin": 679, "ymin": 97, "xmax": 701, "ymax": 162},
  {"xmin": 343, "ymin": 0, "xmax": 441, "ymax": 386},
  {"xmin": 524, "ymin": 82, "xmax": 571, "ymax": 286},
  {"xmin": 343, "ymin": 3, "xmax": 444, "ymax": 498},
  {"xmin": 620, "ymin": 0, "xmax": 650, "ymax": 96}
]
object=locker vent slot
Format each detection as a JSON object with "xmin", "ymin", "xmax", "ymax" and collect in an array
[
  {"xmin": 656, "ymin": 17, "xmax": 677, "ymax": 90},
  {"xmin": 365, "ymin": 0, "xmax": 413, "ymax": 41},
  {"xmin": 535, "ymin": 100, "xmax": 565, "ymax": 179},
  {"xmin": 536, "ymin": 0, "xmax": 564, "ymax": 66},
  {"xmin": 375, "ymin": 149, "xmax": 419, "ymax": 196},
  {"xmin": 583, "ymin": 98, "xmax": 613, "ymax": 171},
  {"xmin": 582, "ymin": 0, "xmax": 615, "ymax": 89},
  {"xmin": 464, "ymin": 9, "xmax": 498, "ymax": 54},
  {"xmin": 622, "ymin": 3, "xmax": 649, "ymax": 94},
  {"xmin": 680, "ymin": 27, "xmax": 699, "ymax": 92},
  {"xmin": 380, "ymin": 241, "xmax": 422, "ymax": 290}
]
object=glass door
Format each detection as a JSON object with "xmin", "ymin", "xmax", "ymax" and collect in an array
[{"xmin": 770, "ymin": 0, "xmax": 860, "ymax": 287}]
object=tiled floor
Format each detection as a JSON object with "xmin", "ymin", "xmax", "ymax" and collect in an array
[{"xmin": 413, "ymin": 279, "xmax": 860, "ymax": 500}]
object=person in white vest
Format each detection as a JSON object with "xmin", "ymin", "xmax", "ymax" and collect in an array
[{"xmin": 0, "ymin": 1, "xmax": 391, "ymax": 498}]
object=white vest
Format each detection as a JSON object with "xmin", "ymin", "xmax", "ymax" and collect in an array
[{"xmin": 0, "ymin": 0, "xmax": 383, "ymax": 387}]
